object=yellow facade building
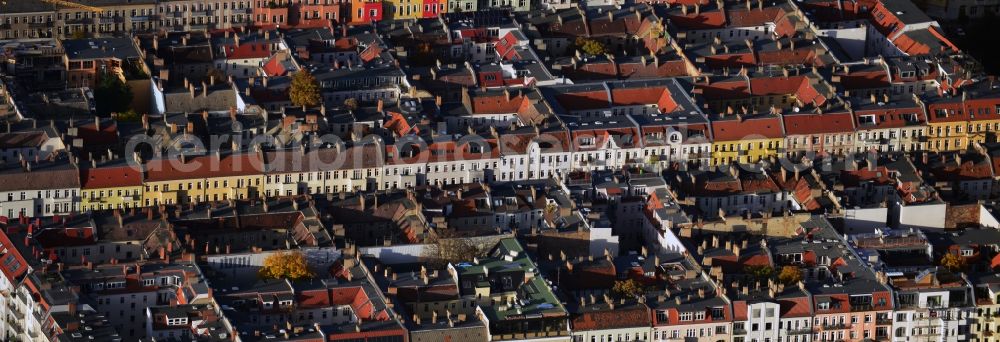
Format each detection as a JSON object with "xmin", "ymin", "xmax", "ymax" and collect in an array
[
  {"xmin": 143, "ymin": 153, "xmax": 265, "ymax": 206},
  {"xmin": 710, "ymin": 115, "xmax": 786, "ymax": 165},
  {"xmin": 79, "ymin": 161, "xmax": 145, "ymax": 211}
]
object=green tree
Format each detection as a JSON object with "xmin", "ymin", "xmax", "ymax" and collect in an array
[
  {"xmin": 94, "ymin": 72, "xmax": 133, "ymax": 117},
  {"xmin": 259, "ymin": 252, "xmax": 314, "ymax": 281},
  {"xmin": 612, "ymin": 279, "xmax": 644, "ymax": 299},
  {"xmin": 777, "ymin": 265, "xmax": 803, "ymax": 285},
  {"xmin": 744, "ymin": 265, "xmax": 774, "ymax": 280},
  {"xmin": 940, "ymin": 253, "xmax": 965, "ymax": 272},
  {"xmin": 289, "ymin": 70, "xmax": 321, "ymax": 108},
  {"xmin": 115, "ymin": 109, "xmax": 141, "ymax": 122},
  {"xmin": 575, "ymin": 37, "xmax": 608, "ymax": 56},
  {"xmin": 343, "ymin": 98, "xmax": 359, "ymax": 110}
]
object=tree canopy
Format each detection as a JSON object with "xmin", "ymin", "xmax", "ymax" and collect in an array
[
  {"xmin": 94, "ymin": 72, "xmax": 133, "ymax": 117},
  {"xmin": 744, "ymin": 265, "xmax": 775, "ymax": 280},
  {"xmin": 575, "ymin": 37, "xmax": 608, "ymax": 56},
  {"xmin": 423, "ymin": 230, "xmax": 484, "ymax": 268},
  {"xmin": 778, "ymin": 265, "xmax": 803, "ymax": 285},
  {"xmin": 940, "ymin": 253, "xmax": 965, "ymax": 272},
  {"xmin": 343, "ymin": 98, "xmax": 359, "ymax": 110},
  {"xmin": 612, "ymin": 279, "xmax": 644, "ymax": 299},
  {"xmin": 289, "ymin": 69, "xmax": 321, "ymax": 108},
  {"xmin": 259, "ymin": 252, "xmax": 314, "ymax": 281}
]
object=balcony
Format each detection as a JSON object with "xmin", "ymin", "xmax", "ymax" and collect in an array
[
  {"xmin": 822, "ymin": 323, "xmax": 851, "ymax": 330},
  {"xmin": 99, "ymin": 16, "xmax": 124, "ymax": 24},
  {"xmin": 65, "ymin": 17, "xmax": 93, "ymax": 25},
  {"xmin": 494, "ymin": 330, "xmax": 569, "ymax": 341},
  {"xmin": 189, "ymin": 23, "xmax": 214, "ymax": 30},
  {"xmin": 190, "ymin": 10, "xmax": 214, "ymax": 17},
  {"xmin": 850, "ymin": 304, "xmax": 874, "ymax": 312},
  {"xmin": 733, "ymin": 329, "xmax": 747, "ymax": 335},
  {"xmin": 877, "ymin": 318, "xmax": 893, "ymax": 325},
  {"xmin": 28, "ymin": 21, "xmax": 53, "ymax": 28},
  {"xmin": 788, "ymin": 328, "xmax": 813, "ymax": 335},
  {"xmin": 172, "ymin": 11, "xmax": 185, "ymax": 18}
]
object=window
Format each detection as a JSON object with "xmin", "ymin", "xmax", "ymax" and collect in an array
[{"xmin": 679, "ymin": 312, "xmax": 693, "ymax": 321}]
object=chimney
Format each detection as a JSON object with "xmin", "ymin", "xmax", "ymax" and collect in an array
[{"xmin": 377, "ymin": 99, "xmax": 384, "ymax": 112}]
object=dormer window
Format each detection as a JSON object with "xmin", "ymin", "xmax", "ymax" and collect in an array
[
  {"xmin": 818, "ymin": 302, "xmax": 830, "ymax": 310},
  {"xmin": 859, "ymin": 115, "xmax": 876, "ymax": 126},
  {"xmin": 167, "ymin": 317, "xmax": 188, "ymax": 326},
  {"xmin": 960, "ymin": 249, "xmax": 974, "ymax": 256},
  {"xmin": 669, "ymin": 132, "xmax": 682, "ymax": 143},
  {"xmin": 936, "ymin": 109, "xmax": 948, "ymax": 118},
  {"xmin": 580, "ymin": 137, "xmax": 595, "ymax": 146}
]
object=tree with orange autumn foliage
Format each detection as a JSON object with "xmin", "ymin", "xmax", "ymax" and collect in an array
[{"xmin": 259, "ymin": 252, "xmax": 314, "ymax": 281}]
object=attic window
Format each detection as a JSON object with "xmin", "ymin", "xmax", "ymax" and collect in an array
[
  {"xmin": 669, "ymin": 133, "xmax": 681, "ymax": 143},
  {"xmin": 859, "ymin": 115, "xmax": 876, "ymax": 126}
]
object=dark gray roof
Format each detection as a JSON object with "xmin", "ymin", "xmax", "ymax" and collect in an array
[
  {"xmin": 63, "ymin": 38, "xmax": 141, "ymax": 61},
  {"xmin": 880, "ymin": 0, "xmax": 934, "ymax": 25}
]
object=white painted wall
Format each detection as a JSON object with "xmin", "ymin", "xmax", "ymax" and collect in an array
[
  {"xmin": 898, "ymin": 203, "xmax": 947, "ymax": 229},
  {"xmin": 842, "ymin": 207, "xmax": 889, "ymax": 234}
]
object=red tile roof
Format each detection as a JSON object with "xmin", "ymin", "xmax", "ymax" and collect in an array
[
  {"xmin": 782, "ymin": 112, "xmax": 855, "ymax": 135},
  {"xmin": 144, "ymin": 153, "xmax": 265, "ymax": 182},
  {"xmin": 667, "ymin": 10, "xmax": 726, "ymax": 30},
  {"xmin": 470, "ymin": 93, "xmax": 530, "ymax": 114},
  {"xmin": 262, "ymin": 56, "xmax": 289, "ymax": 77},
  {"xmin": 839, "ymin": 71, "xmax": 890, "ymax": 90},
  {"xmin": 224, "ymin": 43, "xmax": 272, "ymax": 60},
  {"xmin": 711, "ymin": 115, "xmax": 784, "ymax": 141},
  {"xmin": 571, "ymin": 304, "xmax": 650, "ymax": 331},
  {"xmin": 726, "ymin": 7, "xmax": 784, "ymax": 28},
  {"xmin": 80, "ymin": 164, "xmax": 143, "ymax": 189},
  {"xmin": 556, "ymin": 91, "xmax": 610, "ymax": 111},
  {"xmin": 0, "ymin": 230, "xmax": 29, "ymax": 283}
]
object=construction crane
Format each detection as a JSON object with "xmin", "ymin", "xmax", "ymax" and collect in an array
[{"xmin": 39, "ymin": 0, "xmax": 103, "ymax": 13}]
